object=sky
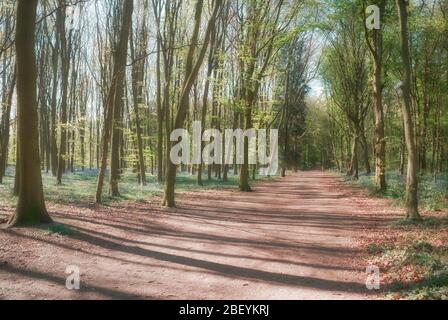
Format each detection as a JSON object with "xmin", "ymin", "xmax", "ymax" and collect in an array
[{"xmin": 309, "ymin": 79, "xmax": 325, "ymax": 98}]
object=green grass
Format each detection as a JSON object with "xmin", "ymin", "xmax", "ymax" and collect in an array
[
  {"xmin": 367, "ymin": 243, "xmax": 395, "ymax": 255},
  {"xmin": 0, "ymin": 166, "xmax": 271, "ymax": 207},
  {"xmin": 42, "ymin": 223, "xmax": 75, "ymax": 236}
]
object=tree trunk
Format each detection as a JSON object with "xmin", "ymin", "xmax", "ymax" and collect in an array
[
  {"xmin": 239, "ymin": 100, "xmax": 253, "ymax": 191},
  {"xmin": 361, "ymin": 131, "xmax": 371, "ymax": 174},
  {"xmin": 50, "ymin": 34, "xmax": 59, "ymax": 177},
  {"xmin": 197, "ymin": 39, "xmax": 216, "ymax": 186},
  {"xmin": 130, "ymin": 12, "xmax": 148, "ymax": 186},
  {"xmin": 156, "ymin": 37, "xmax": 164, "ymax": 183},
  {"xmin": 56, "ymin": 0, "xmax": 70, "ymax": 185},
  {"xmin": 109, "ymin": 0, "xmax": 133, "ymax": 197},
  {"xmin": 396, "ymin": 0, "xmax": 421, "ymax": 220},
  {"xmin": 0, "ymin": 68, "xmax": 16, "ymax": 182},
  {"xmin": 8, "ymin": 0, "xmax": 52, "ymax": 227},
  {"xmin": 349, "ymin": 134, "xmax": 359, "ymax": 180},
  {"xmin": 96, "ymin": 0, "xmax": 134, "ymax": 203},
  {"xmin": 365, "ymin": 0, "xmax": 387, "ymax": 191}
]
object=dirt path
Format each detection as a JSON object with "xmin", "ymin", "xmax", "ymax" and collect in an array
[{"xmin": 0, "ymin": 171, "xmax": 391, "ymax": 300}]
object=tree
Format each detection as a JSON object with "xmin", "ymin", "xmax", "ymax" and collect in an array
[
  {"xmin": 56, "ymin": 0, "xmax": 72, "ymax": 185},
  {"xmin": 0, "ymin": 68, "xmax": 15, "ymax": 183},
  {"xmin": 8, "ymin": 0, "xmax": 52, "ymax": 227},
  {"xmin": 163, "ymin": 0, "xmax": 222, "ymax": 207},
  {"xmin": 321, "ymin": 10, "xmax": 371, "ymax": 180},
  {"xmin": 396, "ymin": 0, "xmax": 421, "ymax": 220},
  {"xmin": 109, "ymin": 0, "xmax": 134, "ymax": 197},
  {"xmin": 364, "ymin": 0, "xmax": 387, "ymax": 191},
  {"xmin": 130, "ymin": 0, "xmax": 149, "ymax": 186},
  {"xmin": 96, "ymin": 0, "xmax": 134, "ymax": 203},
  {"xmin": 236, "ymin": 0, "xmax": 297, "ymax": 191}
]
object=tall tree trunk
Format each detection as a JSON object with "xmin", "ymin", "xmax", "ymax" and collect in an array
[
  {"xmin": 396, "ymin": 0, "xmax": 421, "ymax": 220},
  {"xmin": 361, "ymin": 130, "xmax": 371, "ymax": 174},
  {"xmin": 56, "ymin": 0, "xmax": 70, "ymax": 185},
  {"xmin": 0, "ymin": 68, "xmax": 16, "ymax": 183},
  {"xmin": 8, "ymin": 0, "xmax": 52, "ymax": 227},
  {"xmin": 197, "ymin": 34, "xmax": 216, "ymax": 186},
  {"xmin": 96, "ymin": 0, "xmax": 134, "ymax": 203},
  {"xmin": 349, "ymin": 133, "xmax": 359, "ymax": 180},
  {"xmin": 13, "ymin": 132, "xmax": 20, "ymax": 196},
  {"xmin": 239, "ymin": 97, "xmax": 253, "ymax": 191},
  {"xmin": 130, "ymin": 17, "xmax": 148, "ymax": 186},
  {"xmin": 365, "ymin": 0, "xmax": 387, "ymax": 191},
  {"xmin": 156, "ymin": 37, "xmax": 164, "ymax": 183},
  {"xmin": 50, "ymin": 33, "xmax": 59, "ymax": 177}
]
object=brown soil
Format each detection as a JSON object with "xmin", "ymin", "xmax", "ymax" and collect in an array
[{"xmin": 0, "ymin": 171, "xmax": 397, "ymax": 300}]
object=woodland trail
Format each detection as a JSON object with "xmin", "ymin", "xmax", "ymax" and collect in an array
[{"xmin": 0, "ymin": 171, "xmax": 392, "ymax": 300}]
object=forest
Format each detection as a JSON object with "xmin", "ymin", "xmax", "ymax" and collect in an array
[{"xmin": 0, "ymin": 0, "xmax": 447, "ymax": 301}]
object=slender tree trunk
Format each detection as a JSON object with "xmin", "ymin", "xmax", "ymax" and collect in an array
[
  {"xmin": 156, "ymin": 37, "xmax": 164, "ymax": 183},
  {"xmin": 239, "ymin": 98, "xmax": 253, "ymax": 191},
  {"xmin": 373, "ymin": 54, "xmax": 386, "ymax": 189},
  {"xmin": 109, "ymin": 0, "xmax": 133, "ymax": 197},
  {"xmin": 365, "ymin": 0, "xmax": 387, "ymax": 191},
  {"xmin": 350, "ymin": 133, "xmax": 359, "ymax": 180},
  {"xmin": 197, "ymin": 43, "xmax": 215, "ymax": 186},
  {"xmin": 396, "ymin": 0, "xmax": 421, "ymax": 220},
  {"xmin": 130, "ymin": 18, "xmax": 148, "ymax": 186},
  {"xmin": 56, "ymin": 0, "xmax": 70, "ymax": 185},
  {"xmin": 96, "ymin": 0, "xmax": 134, "ymax": 203},
  {"xmin": 50, "ymin": 36, "xmax": 59, "ymax": 177},
  {"xmin": 0, "ymin": 68, "xmax": 16, "ymax": 183}
]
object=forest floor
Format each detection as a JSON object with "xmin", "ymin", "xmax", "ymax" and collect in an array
[
  {"xmin": 0, "ymin": 170, "xmax": 446, "ymax": 299},
  {"xmin": 0, "ymin": 170, "xmax": 392, "ymax": 300}
]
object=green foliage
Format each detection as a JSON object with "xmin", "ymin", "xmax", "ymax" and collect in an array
[
  {"xmin": 349, "ymin": 171, "xmax": 448, "ymax": 211},
  {"xmin": 43, "ymin": 223, "xmax": 75, "ymax": 236}
]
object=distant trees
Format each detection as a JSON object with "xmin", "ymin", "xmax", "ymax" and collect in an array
[
  {"xmin": 321, "ymin": 10, "xmax": 371, "ymax": 180},
  {"xmin": 279, "ymin": 36, "xmax": 312, "ymax": 176},
  {"xmin": 235, "ymin": 0, "xmax": 299, "ymax": 191},
  {"xmin": 315, "ymin": 0, "xmax": 447, "ymax": 220},
  {"xmin": 1, "ymin": 0, "xmax": 446, "ymax": 226}
]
